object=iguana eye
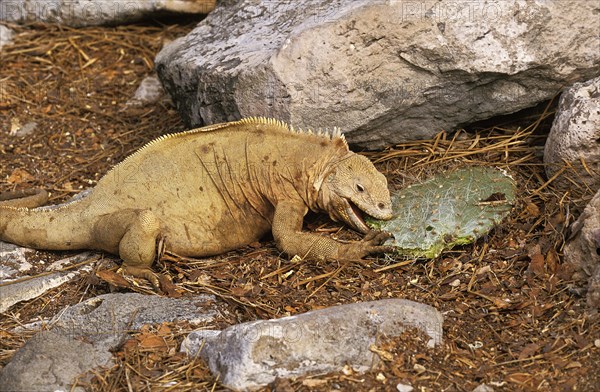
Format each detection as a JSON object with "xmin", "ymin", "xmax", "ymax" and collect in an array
[{"xmin": 356, "ymin": 183, "xmax": 365, "ymax": 193}]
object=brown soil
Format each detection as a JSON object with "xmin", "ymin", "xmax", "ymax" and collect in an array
[{"xmin": 0, "ymin": 22, "xmax": 598, "ymax": 392}]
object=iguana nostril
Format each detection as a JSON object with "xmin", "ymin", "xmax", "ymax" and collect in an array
[{"xmin": 378, "ymin": 203, "xmax": 385, "ymax": 209}]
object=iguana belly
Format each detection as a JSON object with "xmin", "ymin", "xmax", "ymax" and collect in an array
[{"xmin": 159, "ymin": 211, "xmax": 272, "ymax": 257}]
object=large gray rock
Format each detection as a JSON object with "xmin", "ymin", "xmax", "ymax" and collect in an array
[
  {"xmin": 156, "ymin": 0, "xmax": 600, "ymax": 149},
  {"xmin": 544, "ymin": 77, "xmax": 600, "ymax": 192},
  {"xmin": 564, "ymin": 190, "xmax": 600, "ymax": 310},
  {"xmin": 0, "ymin": 330, "xmax": 112, "ymax": 392},
  {"xmin": 0, "ymin": 0, "xmax": 215, "ymax": 26},
  {"xmin": 181, "ymin": 299, "xmax": 443, "ymax": 391},
  {"xmin": 0, "ymin": 293, "xmax": 225, "ymax": 391}
]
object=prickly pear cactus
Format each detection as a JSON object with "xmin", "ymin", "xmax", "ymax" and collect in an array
[{"xmin": 368, "ymin": 167, "xmax": 516, "ymax": 258}]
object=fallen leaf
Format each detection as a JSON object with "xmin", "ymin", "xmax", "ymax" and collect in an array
[
  {"xmin": 507, "ymin": 373, "xmax": 532, "ymax": 384},
  {"xmin": 548, "ymin": 210, "xmax": 566, "ymax": 228},
  {"xmin": 556, "ymin": 262, "xmax": 576, "ymax": 281},
  {"xmin": 546, "ymin": 248, "xmax": 559, "ymax": 275},
  {"xmin": 518, "ymin": 342, "xmax": 541, "ymax": 360},
  {"xmin": 476, "ymin": 265, "xmax": 492, "ymax": 275},
  {"xmin": 527, "ymin": 252, "xmax": 545, "ymax": 277},
  {"xmin": 525, "ymin": 202, "xmax": 541, "ymax": 218},
  {"xmin": 120, "ymin": 338, "xmax": 138, "ymax": 355},
  {"xmin": 188, "ymin": 270, "xmax": 211, "ymax": 284},
  {"xmin": 157, "ymin": 323, "xmax": 172, "ymax": 336},
  {"xmin": 486, "ymin": 295, "xmax": 511, "ymax": 309},
  {"xmin": 231, "ymin": 286, "xmax": 250, "ymax": 297},
  {"xmin": 302, "ymin": 379, "xmax": 329, "ymax": 388},
  {"xmin": 7, "ymin": 168, "xmax": 34, "ymax": 184},
  {"xmin": 9, "ymin": 117, "xmax": 21, "ymax": 135},
  {"xmin": 137, "ymin": 332, "xmax": 168, "ymax": 351},
  {"xmin": 565, "ymin": 361, "xmax": 582, "ymax": 369},
  {"xmin": 158, "ymin": 274, "xmax": 182, "ymax": 298},
  {"xmin": 342, "ymin": 364, "xmax": 354, "ymax": 375},
  {"xmin": 95, "ymin": 269, "xmax": 130, "ymax": 288},
  {"xmin": 62, "ymin": 181, "xmax": 75, "ymax": 191},
  {"xmin": 369, "ymin": 344, "xmax": 394, "ymax": 361}
]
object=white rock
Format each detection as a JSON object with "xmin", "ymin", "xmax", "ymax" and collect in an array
[
  {"xmin": 127, "ymin": 75, "xmax": 167, "ymax": 107},
  {"xmin": 181, "ymin": 299, "xmax": 443, "ymax": 391},
  {"xmin": 0, "ymin": 23, "xmax": 14, "ymax": 50},
  {"xmin": 564, "ymin": 189, "xmax": 600, "ymax": 309},
  {"xmin": 473, "ymin": 384, "xmax": 495, "ymax": 392},
  {"xmin": 0, "ymin": 252, "xmax": 94, "ymax": 313},
  {"xmin": 544, "ymin": 76, "xmax": 600, "ymax": 192},
  {"xmin": 10, "ymin": 121, "xmax": 38, "ymax": 137},
  {"xmin": 156, "ymin": 0, "xmax": 600, "ymax": 149},
  {"xmin": 0, "ymin": 0, "xmax": 215, "ymax": 27},
  {"xmin": 0, "ymin": 241, "xmax": 33, "ymax": 279}
]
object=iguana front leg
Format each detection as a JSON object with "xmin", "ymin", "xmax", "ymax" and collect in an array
[{"xmin": 272, "ymin": 200, "xmax": 393, "ymax": 261}]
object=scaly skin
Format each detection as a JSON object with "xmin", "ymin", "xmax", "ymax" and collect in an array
[{"xmin": 0, "ymin": 118, "xmax": 393, "ymax": 288}]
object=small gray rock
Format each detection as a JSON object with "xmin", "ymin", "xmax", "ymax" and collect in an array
[
  {"xmin": 0, "ymin": 241, "xmax": 33, "ymax": 278},
  {"xmin": 0, "ymin": 293, "xmax": 225, "ymax": 391},
  {"xmin": 181, "ymin": 299, "xmax": 443, "ymax": 391},
  {"xmin": 544, "ymin": 76, "xmax": 600, "ymax": 191},
  {"xmin": 564, "ymin": 189, "xmax": 600, "ymax": 310},
  {"xmin": 51, "ymin": 292, "xmax": 222, "ymax": 348},
  {"xmin": 396, "ymin": 383, "xmax": 414, "ymax": 392},
  {"xmin": 472, "ymin": 384, "xmax": 495, "ymax": 392},
  {"xmin": 12, "ymin": 120, "xmax": 38, "ymax": 137},
  {"xmin": 0, "ymin": 252, "xmax": 93, "ymax": 313},
  {"xmin": 0, "ymin": 23, "xmax": 13, "ymax": 50},
  {"xmin": 127, "ymin": 75, "xmax": 167, "ymax": 107}
]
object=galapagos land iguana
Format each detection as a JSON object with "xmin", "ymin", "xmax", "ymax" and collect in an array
[{"xmin": 0, "ymin": 118, "xmax": 394, "ymax": 288}]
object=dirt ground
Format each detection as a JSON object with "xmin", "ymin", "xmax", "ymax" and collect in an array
[{"xmin": 0, "ymin": 22, "xmax": 598, "ymax": 392}]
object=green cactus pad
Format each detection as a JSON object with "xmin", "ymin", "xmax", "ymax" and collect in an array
[{"xmin": 368, "ymin": 167, "xmax": 516, "ymax": 258}]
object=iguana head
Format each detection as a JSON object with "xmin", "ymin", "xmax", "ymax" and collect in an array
[{"xmin": 319, "ymin": 154, "xmax": 393, "ymax": 233}]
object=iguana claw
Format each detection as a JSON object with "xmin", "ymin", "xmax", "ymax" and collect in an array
[
  {"xmin": 120, "ymin": 265, "xmax": 161, "ymax": 290},
  {"xmin": 362, "ymin": 230, "xmax": 395, "ymax": 254},
  {"xmin": 338, "ymin": 230, "xmax": 394, "ymax": 261}
]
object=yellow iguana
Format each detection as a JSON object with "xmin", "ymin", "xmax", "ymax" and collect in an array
[{"xmin": 0, "ymin": 118, "xmax": 394, "ymax": 288}]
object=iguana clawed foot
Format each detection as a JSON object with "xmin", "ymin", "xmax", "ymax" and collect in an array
[
  {"xmin": 338, "ymin": 230, "xmax": 394, "ymax": 261},
  {"xmin": 119, "ymin": 265, "xmax": 161, "ymax": 290}
]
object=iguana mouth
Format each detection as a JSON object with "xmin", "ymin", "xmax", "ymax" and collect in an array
[{"xmin": 343, "ymin": 199, "xmax": 370, "ymax": 234}]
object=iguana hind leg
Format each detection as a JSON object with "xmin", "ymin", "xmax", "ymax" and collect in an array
[
  {"xmin": 94, "ymin": 209, "xmax": 162, "ymax": 288},
  {"xmin": 118, "ymin": 210, "xmax": 162, "ymax": 288}
]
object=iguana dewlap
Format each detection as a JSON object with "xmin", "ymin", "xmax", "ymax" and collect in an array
[{"xmin": 0, "ymin": 118, "xmax": 393, "ymax": 287}]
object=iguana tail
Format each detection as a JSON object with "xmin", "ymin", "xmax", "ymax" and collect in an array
[
  {"xmin": 0, "ymin": 189, "xmax": 91, "ymax": 250},
  {"xmin": 0, "ymin": 189, "xmax": 48, "ymax": 208}
]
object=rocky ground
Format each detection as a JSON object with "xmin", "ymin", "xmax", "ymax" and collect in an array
[{"xmin": 0, "ymin": 22, "xmax": 598, "ymax": 391}]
